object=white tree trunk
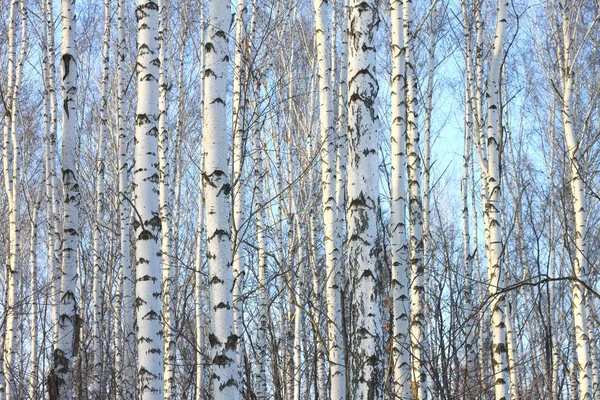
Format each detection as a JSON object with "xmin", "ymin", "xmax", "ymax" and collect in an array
[
  {"xmin": 347, "ymin": 0, "xmax": 383, "ymax": 397},
  {"xmin": 134, "ymin": 0, "xmax": 164, "ymax": 397},
  {"xmin": 253, "ymin": 108, "xmax": 269, "ymax": 400},
  {"xmin": 29, "ymin": 200, "xmax": 40, "ymax": 400},
  {"xmin": 313, "ymin": 1, "xmax": 346, "ymax": 398},
  {"xmin": 92, "ymin": 1, "xmax": 110, "ymax": 395},
  {"xmin": 196, "ymin": 7, "xmax": 206, "ymax": 399},
  {"xmin": 195, "ymin": 185, "xmax": 206, "ymax": 400},
  {"xmin": 390, "ymin": 0, "xmax": 410, "ymax": 397},
  {"xmin": 203, "ymin": 1, "xmax": 240, "ymax": 398},
  {"xmin": 156, "ymin": 0, "xmax": 176, "ymax": 395},
  {"xmin": 559, "ymin": 2, "xmax": 593, "ymax": 398},
  {"xmin": 403, "ymin": 1, "xmax": 427, "ymax": 397},
  {"xmin": 485, "ymin": 1, "xmax": 511, "ymax": 399},
  {"xmin": 116, "ymin": 0, "xmax": 134, "ymax": 397},
  {"xmin": 53, "ymin": 0, "xmax": 80, "ymax": 395},
  {"xmin": 232, "ymin": 0, "xmax": 249, "ymax": 380},
  {"xmin": 3, "ymin": 1, "xmax": 26, "ymax": 396}
]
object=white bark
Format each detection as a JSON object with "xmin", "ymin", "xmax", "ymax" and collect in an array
[
  {"xmin": 559, "ymin": 2, "xmax": 593, "ymax": 398},
  {"xmin": 116, "ymin": 0, "xmax": 134, "ymax": 396},
  {"xmin": 3, "ymin": 1, "xmax": 26, "ymax": 396},
  {"xmin": 347, "ymin": 0, "xmax": 383, "ymax": 396},
  {"xmin": 53, "ymin": 0, "xmax": 80, "ymax": 395},
  {"xmin": 232, "ymin": 0, "xmax": 249, "ymax": 378},
  {"xmin": 134, "ymin": 0, "xmax": 164, "ymax": 397},
  {"xmin": 196, "ymin": 7, "xmax": 206, "ymax": 400},
  {"xmin": 253, "ymin": 106, "xmax": 269, "ymax": 400},
  {"xmin": 404, "ymin": 1, "xmax": 427, "ymax": 397},
  {"xmin": 313, "ymin": 0, "xmax": 346, "ymax": 397},
  {"xmin": 203, "ymin": 1, "xmax": 240, "ymax": 397},
  {"xmin": 195, "ymin": 185, "xmax": 206, "ymax": 400},
  {"xmin": 92, "ymin": 1, "xmax": 110, "ymax": 395},
  {"xmin": 29, "ymin": 200, "xmax": 40, "ymax": 400},
  {"xmin": 156, "ymin": 0, "xmax": 176, "ymax": 395},
  {"xmin": 485, "ymin": 1, "xmax": 511, "ymax": 399},
  {"xmin": 390, "ymin": 0, "xmax": 410, "ymax": 397}
]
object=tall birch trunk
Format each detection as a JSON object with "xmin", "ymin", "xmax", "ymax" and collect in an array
[
  {"xmin": 232, "ymin": 0, "xmax": 249, "ymax": 378},
  {"xmin": 390, "ymin": 0, "xmax": 411, "ymax": 397},
  {"xmin": 156, "ymin": 0, "xmax": 176, "ymax": 395},
  {"xmin": 462, "ymin": 86, "xmax": 478, "ymax": 393},
  {"xmin": 559, "ymin": 1, "xmax": 593, "ymax": 397},
  {"xmin": 92, "ymin": 1, "xmax": 110, "ymax": 396},
  {"xmin": 43, "ymin": 0, "xmax": 63, "ymax": 347},
  {"xmin": 134, "ymin": 0, "xmax": 163, "ymax": 397},
  {"xmin": 196, "ymin": 7, "xmax": 206, "ymax": 399},
  {"xmin": 202, "ymin": 1, "xmax": 240, "ymax": 398},
  {"xmin": 53, "ymin": 0, "xmax": 80, "ymax": 395},
  {"xmin": 116, "ymin": 0, "xmax": 134, "ymax": 396},
  {"xmin": 253, "ymin": 109, "xmax": 269, "ymax": 400},
  {"xmin": 347, "ymin": 0, "xmax": 383, "ymax": 397},
  {"xmin": 195, "ymin": 185, "xmax": 206, "ymax": 400},
  {"xmin": 403, "ymin": 1, "xmax": 427, "ymax": 397},
  {"xmin": 29, "ymin": 200, "xmax": 40, "ymax": 400},
  {"xmin": 313, "ymin": 1, "xmax": 346, "ymax": 397},
  {"xmin": 3, "ymin": 0, "xmax": 25, "ymax": 395},
  {"xmin": 485, "ymin": 1, "xmax": 511, "ymax": 398}
]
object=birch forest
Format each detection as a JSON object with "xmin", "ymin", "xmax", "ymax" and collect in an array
[{"xmin": 2, "ymin": 0, "xmax": 600, "ymax": 398}]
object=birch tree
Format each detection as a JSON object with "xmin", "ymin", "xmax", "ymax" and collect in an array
[
  {"xmin": 559, "ymin": 1, "xmax": 593, "ymax": 397},
  {"xmin": 2, "ymin": 0, "xmax": 26, "ymax": 395},
  {"xmin": 403, "ymin": 1, "xmax": 427, "ymax": 397},
  {"xmin": 202, "ymin": 0, "xmax": 240, "ymax": 398},
  {"xmin": 92, "ymin": 1, "xmax": 110, "ymax": 396},
  {"xmin": 390, "ymin": 0, "xmax": 411, "ymax": 397},
  {"xmin": 134, "ymin": 0, "xmax": 164, "ymax": 397},
  {"xmin": 52, "ymin": 0, "xmax": 80, "ymax": 395},
  {"xmin": 484, "ymin": 0, "xmax": 511, "ymax": 398},
  {"xmin": 314, "ymin": 0, "xmax": 345, "ymax": 397},
  {"xmin": 347, "ymin": 0, "xmax": 383, "ymax": 397}
]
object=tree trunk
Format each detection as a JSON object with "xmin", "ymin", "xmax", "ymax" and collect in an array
[
  {"xmin": 390, "ymin": 0, "xmax": 410, "ymax": 397},
  {"xmin": 134, "ymin": 0, "xmax": 164, "ymax": 397},
  {"xmin": 347, "ymin": 0, "xmax": 383, "ymax": 397},
  {"xmin": 53, "ymin": 0, "xmax": 80, "ymax": 396},
  {"xmin": 92, "ymin": 1, "xmax": 110, "ymax": 396},
  {"xmin": 202, "ymin": 1, "xmax": 240, "ymax": 398}
]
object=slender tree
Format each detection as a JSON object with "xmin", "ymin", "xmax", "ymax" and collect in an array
[
  {"xmin": 92, "ymin": 1, "xmax": 110, "ymax": 396},
  {"xmin": 347, "ymin": 0, "xmax": 383, "ymax": 397},
  {"xmin": 52, "ymin": 0, "xmax": 80, "ymax": 395},
  {"xmin": 134, "ymin": 0, "xmax": 164, "ymax": 397},
  {"xmin": 202, "ymin": 0, "xmax": 240, "ymax": 398},
  {"xmin": 390, "ymin": 0, "xmax": 411, "ymax": 398},
  {"xmin": 559, "ymin": 1, "xmax": 593, "ymax": 397}
]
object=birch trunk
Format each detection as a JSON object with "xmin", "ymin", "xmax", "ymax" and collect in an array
[
  {"xmin": 559, "ymin": 2, "xmax": 593, "ymax": 398},
  {"xmin": 3, "ymin": 1, "xmax": 26, "ymax": 396},
  {"xmin": 156, "ymin": 0, "xmax": 176, "ymax": 395},
  {"xmin": 53, "ymin": 0, "xmax": 80, "ymax": 395},
  {"xmin": 232, "ymin": 0, "xmax": 249, "ymax": 378},
  {"xmin": 403, "ymin": 1, "xmax": 427, "ymax": 397},
  {"xmin": 29, "ymin": 200, "xmax": 40, "ymax": 400},
  {"xmin": 347, "ymin": 0, "xmax": 383, "ymax": 397},
  {"xmin": 253, "ymin": 110, "xmax": 269, "ymax": 400},
  {"xmin": 92, "ymin": 1, "xmax": 110, "ymax": 395},
  {"xmin": 202, "ymin": 1, "xmax": 240, "ymax": 397},
  {"xmin": 195, "ymin": 185, "xmax": 206, "ymax": 400},
  {"xmin": 313, "ymin": 1, "xmax": 345, "ymax": 397},
  {"xmin": 43, "ymin": 0, "xmax": 63, "ymax": 346},
  {"xmin": 390, "ymin": 0, "xmax": 410, "ymax": 397},
  {"xmin": 485, "ymin": 1, "xmax": 511, "ymax": 398},
  {"xmin": 134, "ymin": 0, "xmax": 163, "ymax": 397},
  {"xmin": 116, "ymin": 0, "xmax": 134, "ymax": 396},
  {"xmin": 196, "ymin": 6, "xmax": 206, "ymax": 399}
]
